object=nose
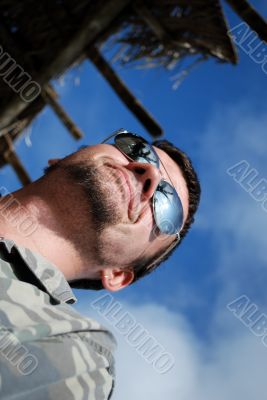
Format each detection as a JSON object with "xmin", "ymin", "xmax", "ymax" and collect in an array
[{"xmin": 126, "ymin": 161, "xmax": 162, "ymax": 201}]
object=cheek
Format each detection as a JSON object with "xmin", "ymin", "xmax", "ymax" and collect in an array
[
  {"xmin": 100, "ymin": 225, "xmax": 147, "ymax": 264},
  {"xmin": 136, "ymin": 205, "xmax": 157, "ymax": 237},
  {"xmin": 131, "ymin": 212, "xmax": 157, "ymax": 246},
  {"xmin": 82, "ymin": 145, "xmax": 129, "ymax": 165}
]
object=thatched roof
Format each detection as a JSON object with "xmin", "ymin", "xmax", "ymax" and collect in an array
[
  {"xmin": 111, "ymin": 0, "xmax": 237, "ymax": 67},
  {"xmin": 0, "ymin": 0, "xmax": 265, "ymax": 183}
]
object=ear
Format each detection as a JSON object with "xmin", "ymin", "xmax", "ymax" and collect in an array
[
  {"xmin": 48, "ymin": 158, "xmax": 61, "ymax": 166},
  {"xmin": 101, "ymin": 268, "xmax": 134, "ymax": 292}
]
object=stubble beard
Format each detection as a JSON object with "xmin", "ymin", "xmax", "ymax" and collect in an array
[{"xmin": 44, "ymin": 160, "xmax": 124, "ymax": 265}]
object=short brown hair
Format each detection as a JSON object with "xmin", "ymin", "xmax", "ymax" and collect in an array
[{"xmin": 70, "ymin": 139, "xmax": 201, "ymax": 290}]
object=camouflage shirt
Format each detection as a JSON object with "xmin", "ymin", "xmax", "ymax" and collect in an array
[{"xmin": 0, "ymin": 238, "xmax": 116, "ymax": 400}]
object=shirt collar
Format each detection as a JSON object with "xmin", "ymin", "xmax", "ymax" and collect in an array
[{"xmin": 0, "ymin": 238, "xmax": 77, "ymax": 304}]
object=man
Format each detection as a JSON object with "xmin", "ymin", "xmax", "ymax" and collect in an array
[{"xmin": 0, "ymin": 129, "xmax": 200, "ymax": 399}]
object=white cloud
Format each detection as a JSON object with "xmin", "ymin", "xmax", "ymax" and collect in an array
[
  {"xmin": 197, "ymin": 102, "xmax": 267, "ymax": 229},
  {"xmin": 78, "ymin": 300, "xmax": 267, "ymax": 400},
  {"xmin": 193, "ymin": 102, "xmax": 267, "ymax": 299}
]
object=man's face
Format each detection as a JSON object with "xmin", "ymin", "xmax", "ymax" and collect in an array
[{"xmin": 48, "ymin": 140, "xmax": 189, "ymax": 282}]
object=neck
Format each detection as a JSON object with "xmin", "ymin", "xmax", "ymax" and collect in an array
[{"xmin": 0, "ymin": 176, "xmax": 99, "ymax": 281}]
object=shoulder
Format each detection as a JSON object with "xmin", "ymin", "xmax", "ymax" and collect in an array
[
  {"xmin": 0, "ymin": 239, "xmax": 116, "ymax": 399},
  {"xmin": 0, "ymin": 328, "xmax": 115, "ymax": 399},
  {"xmin": 0, "ymin": 300, "xmax": 116, "ymax": 400}
]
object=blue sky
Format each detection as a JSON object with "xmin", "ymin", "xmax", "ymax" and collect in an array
[{"xmin": 2, "ymin": 1, "xmax": 267, "ymax": 398}]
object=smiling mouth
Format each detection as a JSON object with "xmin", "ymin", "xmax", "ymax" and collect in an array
[{"xmin": 106, "ymin": 164, "xmax": 137, "ymax": 221}]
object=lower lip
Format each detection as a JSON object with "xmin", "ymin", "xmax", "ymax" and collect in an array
[{"xmin": 107, "ymin": 164, "xmax": 132, "ymax": 205}]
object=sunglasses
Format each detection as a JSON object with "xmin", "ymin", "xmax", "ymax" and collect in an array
[{"xmin": 102, "ymin": 129, "xmax": 184, "ymax": 240}]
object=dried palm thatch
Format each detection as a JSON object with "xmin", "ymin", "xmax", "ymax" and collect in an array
[
  {"xmin": 0, "ymin": 0, "xmax": 264, "ymax": 183},
  {"xmin": 109, "ymin": 0, "xmax": 237, "ymax": 68}
]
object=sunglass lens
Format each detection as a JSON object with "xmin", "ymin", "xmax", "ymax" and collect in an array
[
  {"xmin": 153, "ymin": 181, "xmax": 183, "ymax": 235},
  {"xmin": 115, "ymin": 133, "xmax": 159, "ymax": 167}
]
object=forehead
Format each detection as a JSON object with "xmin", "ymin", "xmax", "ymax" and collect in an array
[{"xmin": 154, "ymin": 146, "xmax": 189, "ymax": 224}]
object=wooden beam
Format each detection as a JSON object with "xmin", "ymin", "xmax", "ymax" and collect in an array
[
  {"xmin": 0, "ymin": 119, "xmax": 28, "ymax": 138},
  {"xmin": 225, "ymin": 0, "xmax": 267, "ymax": 43},
  {"xmin": 88, "ymin": 46, "xmax": 163, "ymax": 137},
  {"xmin": 42, "ymin": 85, "xmax": 83, "ymax": 140},
  {"xmin": 3, "ymin": 134, "xmax": 31, "ymax": 186},
  {"xmin": 0, "ymin": 0, "xmax": 131, "ymax": 130}
]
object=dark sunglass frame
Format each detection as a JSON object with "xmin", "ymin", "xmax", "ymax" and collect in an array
[{"xmin": 102, "ymin": 129, "xmax": 184, "ymax": 240}]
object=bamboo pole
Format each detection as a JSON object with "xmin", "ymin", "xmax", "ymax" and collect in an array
[
  {"xmin": 42, "ymin": 85, "xmax": 84, "ymax": 140},
  {"xmin": 225, "ymin": 0, "xmax": 267, "ymax": 43},
  {"xmin": 88, "ymin": 46, "xmax": 163, "ymax": 137},
  {"xmin": 3, "ymin": 134, "xmax": 31, "ymax": 186}
]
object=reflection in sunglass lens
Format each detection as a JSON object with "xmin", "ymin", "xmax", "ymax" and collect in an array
[
  {"xmin": 153, "ymin": 181, "xmax": 183, "ymax": 234},
  {"xmin": 115, "ymin": 134, "xmax": 159, "ymax": 167}
]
